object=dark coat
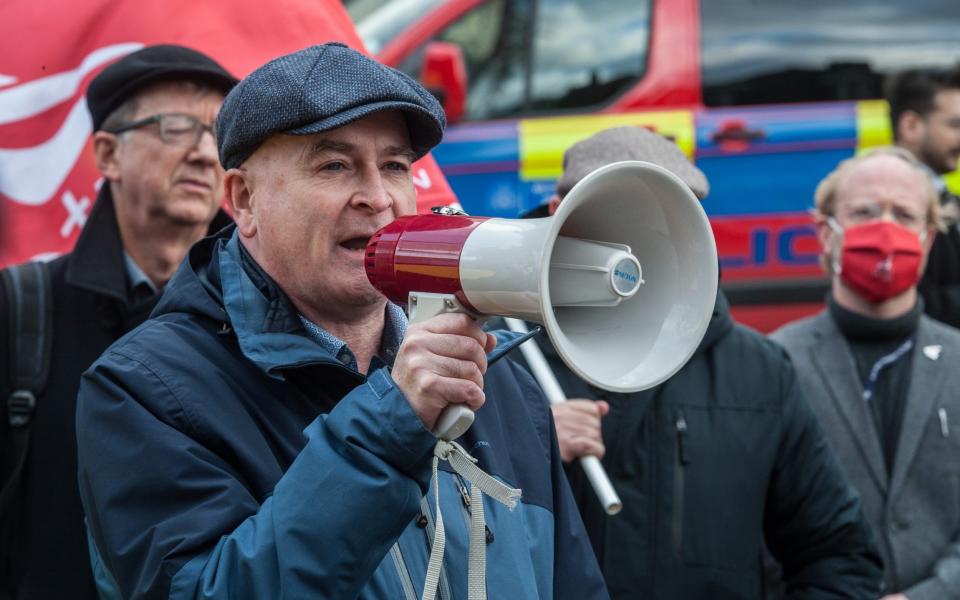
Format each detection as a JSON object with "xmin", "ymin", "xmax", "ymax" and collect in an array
[
  {"xmin": 919, "ymin": 190, "xmax": 960, "ymax": 328},
  {"xmin": 519, "ymin": 292, "xmax": 883, "ymax": 599},
  {"xmin": 75, "ymin": 226, "xmax": 607, "ymax": 599},
  {"xmin": 0, "ymin": 186, "xmax": 230, "ymax": 600}
]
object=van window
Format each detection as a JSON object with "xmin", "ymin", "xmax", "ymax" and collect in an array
[
  {"xmin": 452, "ymin": 0, "xmax": 532, "ymax": 119},
  {"xmin": 353, "ymin": 0, "xmax": 446, "ymax": 54},
  {"xmin": 529, "ymin": 0, "xmax": 651, "ymax": 112},
  {"xmin": 701, "ymin": 0, "xmax": 960, "ymax": 107},
  {"xmin": 397, "ymin": 0, "xmax": 532, "ymax": 120},
  {"xmin": 398, "ymin": 0, "xmax": 651, "ymax": 120}
]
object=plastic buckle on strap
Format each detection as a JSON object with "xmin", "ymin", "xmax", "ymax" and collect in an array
[{"xmin": 7, "ymin": 390, "xmax": 36, "ymax": 427}]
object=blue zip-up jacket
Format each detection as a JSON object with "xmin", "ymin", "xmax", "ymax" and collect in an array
[{"xmin": 75, "ymin": 226, "xmax": 607, "ymax": 600}]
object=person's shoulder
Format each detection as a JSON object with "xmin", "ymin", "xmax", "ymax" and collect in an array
[
  {"xmin": 769, "ymin": 312, "xmax": 827, "ymax": 349},
  {"xmin": 484, "ymin": 356, "xmax": 553, "ymax": 436},
  {"xmin": 705, "ymin": 323, "xmax": 800, "ymax": 399},
  {"xmin": 0, "ymin": 256, "xmax": 70, "ymax": 341},
  {"xmin": 45, "ymin": 252, "xmax": 71, "ymax": 277},
  {"xmin": 486, "ymin": 355, "xmax": 547, "ymax": 410},
  {"xmin": 728, "ymin": 323, "xmax": 790, "ymax": 366},
  {"xmin": 919, "ymin": 314, "xmax": 960, "ymax": 348},
  {"xmin": 728, "ymin": 320, "xmax": 779, "ymax": 348},
  {"xmin": 713, "ymin": 320, "xmax": 793, "ymax": 365},
  {"xmin": 84, "ymin": 310, "xmax": 244, "ymax": 420},
  {"xmin": 0, "ymin": 253, "xmax": 70, "ymax": 293},
  {"xmin": 95, "ymin": 310, "xmax": 227, "ymax": 381}
]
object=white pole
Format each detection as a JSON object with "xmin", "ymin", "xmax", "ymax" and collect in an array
[{"xmin": 503, "ymin": 318, "xmax": 622, "ymax": 515}]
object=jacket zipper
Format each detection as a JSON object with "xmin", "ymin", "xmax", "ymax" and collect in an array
[
  {"xmin": 673, "ymin": 412, "xmax": 688, "ymax": 556},
  {"xmin": 454, "ymin": 473, "xmax": 495, "ymax": 544},
  {"xmin": 389, "ymin": 542, "xmax": 419, "ymax": 600},
  {"xmin": 455, "ymin": 473, "xmax": 473, "ymax": 526}
]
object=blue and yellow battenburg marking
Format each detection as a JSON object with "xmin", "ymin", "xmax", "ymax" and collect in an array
[
  {"xmin": 431, "ymin": 101, "xmax": 958, "ymax": 281},
  {"xmin": 518, "ymin": 111, "xmax": 695, "ymax": 181}
]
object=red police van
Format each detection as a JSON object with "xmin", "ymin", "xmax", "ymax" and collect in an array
[{"xmin": 348, "ymin": 0, "xmax": 960, "ymax": 330}]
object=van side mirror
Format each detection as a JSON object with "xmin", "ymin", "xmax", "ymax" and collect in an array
[{"xmin": 421, "ymin": 41, "xmax": 467, "ymax": 124}]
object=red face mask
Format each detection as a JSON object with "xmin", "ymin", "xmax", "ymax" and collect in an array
[{"xmin": 830, "ymin": 219, "xmax": 924, "ymax": 303}]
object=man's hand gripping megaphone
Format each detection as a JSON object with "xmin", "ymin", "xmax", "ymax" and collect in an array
[{"xmin": 390, "ymin": 310, "xmax": 496, "ymax": 439}]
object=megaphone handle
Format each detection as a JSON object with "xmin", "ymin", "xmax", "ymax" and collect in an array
[
  {"xmin": 503, "ymin": 318, "xmax": 623, "ymax": 515},
  {"xmin": 408, "ymin": 292, "xmax": 478, "ymax": 441}
]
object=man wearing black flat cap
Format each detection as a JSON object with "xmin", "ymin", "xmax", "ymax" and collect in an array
[
  {"xmin": 0, "ymin": 44, "xmax": 235, "ymax": 600},
  {"xmin": 75, "ymin": 43, "xmax": 607, "ymax": 600}
]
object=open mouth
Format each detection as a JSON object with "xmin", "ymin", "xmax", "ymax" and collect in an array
[{"xmin": 340, "ymin": 237, "xmax": 370, "ymax": 252}]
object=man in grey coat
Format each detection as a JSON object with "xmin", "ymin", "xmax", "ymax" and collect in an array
[{"xmin": 772, "ymin": 146, "xmax": 960, "ymax": 600}]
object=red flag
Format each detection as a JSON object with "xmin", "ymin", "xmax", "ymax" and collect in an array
[{"xmin": 0, "ymin": 0, "xmax": 457, "ymax": 267}]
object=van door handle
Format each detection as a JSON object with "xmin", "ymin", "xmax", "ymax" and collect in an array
[{"xmin": 711, "ymin": 119, "xmax": 766, "ymax": 151}]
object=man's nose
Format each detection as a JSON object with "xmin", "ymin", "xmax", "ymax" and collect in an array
[
  {"xmin": 187, "ymin": 130, "xmax": 219, "ymax": 166},
  {"xmin": 352, "ymin": 168, "xmax": 393, "ymax": 213},
  {"xmin": 878, "ymin": 209, "xmax": 898, "ymax": 223}
]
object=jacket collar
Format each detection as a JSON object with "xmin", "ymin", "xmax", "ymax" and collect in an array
[
  {"xmin": 64, "ymin": 185, "xmax": 233, "ymax": 303},
  {"xmin": 217, "ymin": 231, "xmax": 341, "ymax": 379},
  {"xmin": 890, "ymin": 316, "xmax": 950, "ymax": 496},
  {"xmin": 64, "ymin": 185, "xmax": 128, "ymax": 302},
  {"xmin": 808, "ymin": 312, "xmax": 890, "ymax": 493}
]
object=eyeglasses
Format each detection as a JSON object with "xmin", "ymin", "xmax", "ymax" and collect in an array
[
  {"xmin": 837, "ymin": 200, "xmax": 925, "ymax": 230},
  {"xmin": 106, "ymin": 113, "xmax": 216, "ymax": 147}
]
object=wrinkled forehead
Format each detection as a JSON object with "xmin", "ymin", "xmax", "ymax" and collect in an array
[
  {"xmin": 305, "ymin": 111, "xmax": 414, "ymax": 150},
  {"xmin": 131, "ymin": 80, "xmax": 225, "ymax": 116}
]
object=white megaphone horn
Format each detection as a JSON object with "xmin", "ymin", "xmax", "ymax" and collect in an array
[{"xmin": 365, "ymin": 159, "xmax": 717, "ymax": 437}]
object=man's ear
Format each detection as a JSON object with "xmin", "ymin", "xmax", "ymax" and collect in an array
[
  {"xmin": 547, "ymin": 194, "xmax": 561, "ymax": 216},
  {"xmin": 898, "ymin": 110, "xmax": 926, "ymax": 147},
  {"xmin": 225, "ymin": 168, "xmax": 256, "ymax": 237},
  {"xmin": 93, "ymin": 132, "xmax": 121, "ymax": 181},
  {"xmin": 814, "ymin": 214, "xmax": 840, "ymax": 274},
  {"xmin": 814, "ymin": 215, "xmax": 833, "ymax": 252}
]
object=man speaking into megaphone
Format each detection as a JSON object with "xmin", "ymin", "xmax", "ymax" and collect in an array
[
  {"xmin": 74, "ymin": 44, "xmax": 607, "ymax": 600},
  {"xmin": 525, "ymin": 127, "xmax": 883, "ymax": 599}
]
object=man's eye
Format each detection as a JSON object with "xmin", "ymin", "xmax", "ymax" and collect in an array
[
  {"xmin": 321, "ymin": 162, "xmax": 346, "ymax": 171},
  {"xmin": 896, "ymin": 211, "xmax": 918, "ymax": 224},
  {"xmin": 384, "ymin": 162, "xmax": 409, "ymax": 172}
]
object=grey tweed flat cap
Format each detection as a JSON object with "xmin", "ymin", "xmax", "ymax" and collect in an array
[
  {"xmin": 557, "ymin": 126, "xmax": 709, "ymax": 200},
  {"xmin": 216, "ymin": 43, "xmax": 446, "ymax": 170}
]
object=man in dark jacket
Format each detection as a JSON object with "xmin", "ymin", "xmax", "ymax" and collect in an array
[
  {"xmin": 887, "ymin": 67, "xmax": 960, "ymax": 327},
  {"xmin": 0, "ymin": 46, "xmax": 235, "ymax": 599},
  {"xmin": 75, "ymin": 43, "xmax": 606, "ymax": 599},
  {"xmin": 527, "ymin": 127, "xmax": 883, "ymax": 599}
]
